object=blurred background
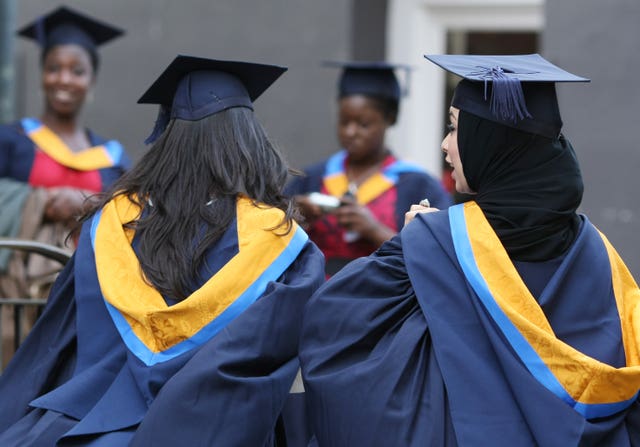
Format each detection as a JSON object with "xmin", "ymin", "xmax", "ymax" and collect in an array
[{"xmin": 1, "ymin": 0, "xmax": 639, "ymax": 275}]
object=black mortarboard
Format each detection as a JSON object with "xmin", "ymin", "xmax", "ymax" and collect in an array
[
  {"xmin": 324, "ymin": 61, "xmax": 412, "ymax": 101},
  {"xmin": 17, "ymin": 6, "xmax": 123, "ymax": 62},
  {"xmin": 424, "ymin": 54, "xmax": 590, "ymax": 138},
  {"xmin": 138, "ymin": 55, "xmax": 287, "ymax": 144}
]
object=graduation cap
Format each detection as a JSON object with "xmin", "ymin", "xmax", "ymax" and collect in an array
[
  {"xmin": 17, "ymin": 6, "xmax": 123, "ymax": 65},
  {"xmin": 324, "ymin": 61, "xmax": 412, "ymax": 101},
  {"xmin": 424, "ymin": 54, "xmax": 590, "ymax": 138},
  {"xmin": 138, "ymin": 55, "xmax": 288, "ymax": 144}
]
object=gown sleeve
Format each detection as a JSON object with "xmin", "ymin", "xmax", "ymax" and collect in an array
[
  {"xmin": 299, "ymin": 235, "xmax": 457, "ymax": 447},
  {"xmin": 394, "ymin": 171, "xmax": 452, "ymax": 230},
  {"xmin": 0, "ymin": 124, "xmax": 36, "ymax": 182}
]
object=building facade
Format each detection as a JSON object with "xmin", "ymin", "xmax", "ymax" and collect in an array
[{"xmin": 2, "ymin": 0, "xmax": 639, "ymax": 274}]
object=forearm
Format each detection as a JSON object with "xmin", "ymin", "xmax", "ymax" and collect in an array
[{"xmin": 360, "ymin": 221, "xmax": 396, "ymax": 247}]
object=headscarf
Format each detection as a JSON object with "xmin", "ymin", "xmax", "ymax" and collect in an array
[{"xmin": 457, "ymin": 109, "xmax": 583, "ymax": 261}]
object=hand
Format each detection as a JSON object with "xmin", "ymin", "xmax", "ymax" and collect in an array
[
  {"xmin": 335, "ymin": 194, "xmax": 394, "ymax": 244},
  {"xmin": 293, "ymin": 194, "xmax": 325, "ymax": 228},
  {"xmin": 44, "ymin": 187, "xmax": 93, "ymax": 224},
  {"xmin": 404, "ymin": 202, "xmax": 439, "ymax": 226}
]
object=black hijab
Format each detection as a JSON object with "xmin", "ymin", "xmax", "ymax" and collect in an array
[{"xmin": 457, "ymin": 109, "xmax": 583, "ymax": 261}]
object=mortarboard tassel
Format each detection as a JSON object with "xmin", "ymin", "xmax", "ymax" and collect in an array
[
  {"xmin": 487, "ymin": 67, "xmax": 532, "ymax": 123},
  {"xmin": 471, "ymin": 66, "xmax": 532, "ymax": 123}
]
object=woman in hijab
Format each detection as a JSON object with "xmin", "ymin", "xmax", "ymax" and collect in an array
[
  {"xmin": 299, "ymin": 54, "xmax": 640, "ymax": 446},
  {"xmin": 0, "ymin": 54, "xmax": 325, "ymax": 446}
]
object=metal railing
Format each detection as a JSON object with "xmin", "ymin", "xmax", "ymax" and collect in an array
[
  {"xmin": 0, "ymin": 298, "xmax": 46, "ymax": 371},
  {"xmin": 0, "ymin": 238, "xmax": 71, "ymax": 372}
]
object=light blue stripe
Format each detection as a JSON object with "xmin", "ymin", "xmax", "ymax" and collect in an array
[
  {"xmin": 21, "ymin": 117, "xmax": 41, "ymax": 133},
  {"xmin": 382, "ymin": 160, "xmax": 425, "ymax": 183},
  {"xmin": 102, "ymin": 140, "xmax": 124, "ymax": 165},
  {"xmin": 325, "ymin": 153, "xmax": 423, "ymax": 183},
  {"xmin": 448, "ymin": 204, "xmax": 633, "ymax": 418},
  {"xmin": 89, "ymin": 210, "xmax": 102, "ymax": 247},
  {"xmin": 104, "ymin": 299, "xmax": 157, "ymax": 361},
  {"xmin": 139, "ymin": 225, "xmax": 308, "ymax": 366},
  {"xmin": 574, "ymin": 392, "xmax": 640, "ymax": 419},
  {"xmin": 21, "ymin": 117, "xmax": 123, "ymax": 167},
  {"xmin": 325, "ymin": 151, "xmax": 347, "ymax": 176},
  {"xmin": 91, "ymin": 213, "xmax": 308, "ymax": 366}
]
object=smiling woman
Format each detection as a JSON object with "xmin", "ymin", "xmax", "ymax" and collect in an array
[
  {"xmin": 0, "ymin": 6, "xmax": 131, "ymax": 365},
  {"xmin": 0, "ymin": 6, "xmax": 130, "ymax": 296},
  {"xmin": 41, "ymin": 44, "xmax": 94, "ymax": 127}
]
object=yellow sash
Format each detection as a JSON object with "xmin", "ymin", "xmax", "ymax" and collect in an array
[
  {"xmin": 92, "ymin": 195, "xmax": 305, "ymax": 362},
  {"xmin": 324, "ymin": 172, "xmax": 394, "ymax": 205},
  {"xmin": 22, "ymin": 118, "xmax": 119, "ymax": 171},
  {"xmin": 456, "ymin": 201, "xmax": 640, "ymax": 414}
]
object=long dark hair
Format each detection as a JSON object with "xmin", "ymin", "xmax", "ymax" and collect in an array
[{"xmin": 88, "ymin": 107, "xmax": 296, "ymax": 300}]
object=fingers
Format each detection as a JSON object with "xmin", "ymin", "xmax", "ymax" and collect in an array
[
  {"xmin": 43, "ymin": 188, "xmax": 87, "ymax": 223},
  {"xmin": 294, "ymin": 195, "xmax": 323, "ymax": 220},
  {"xmin": 404, "ymin": 210, "xmax": 418, "ymax": 226},
  {"xmin": 338, "ymin": 194, "xmax": 357, "ymax": 207},
  {"xmin": 404, "ymin": 204, "xmax": 439, "ymax": 226}
]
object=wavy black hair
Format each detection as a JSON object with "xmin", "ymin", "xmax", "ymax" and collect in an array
[{"xmin": 87, "ymin": 107, "xmax": 296, "ymax": 301}]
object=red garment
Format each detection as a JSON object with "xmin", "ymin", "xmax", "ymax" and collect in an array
[
  {"xmin": 287, "ymin": 150, "xmax": 453, "ymax": 276},
  {"xmin": 309, "ymin": 186, "xmax": 398, "ymax": 262},
  {"xmin": 28, "ymin": 150, "xmax": 102, "ymax": 192}
]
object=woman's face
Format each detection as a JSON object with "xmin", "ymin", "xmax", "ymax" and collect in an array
[
  {"xmin": 337, "ymin": 95, "xmax": 390, "ymax": 162},
  {"xmin": 442, "ymin": 107, "xmax": 473, "ymax": 194},
  {"xmin": 41, "ymin": 44, "xmax": 94, "ymax": 118}
]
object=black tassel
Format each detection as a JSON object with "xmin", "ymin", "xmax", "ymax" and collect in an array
[
  {"xmin": 489, "ymin": 70, "xmax": 531, "ymax": 122},
  {"xmin": 470, "ymin": 66, "xmax": 532, "ymax": 123}
]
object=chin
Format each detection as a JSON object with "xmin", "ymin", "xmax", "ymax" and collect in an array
[
  {"xmin": 49, "ymin": 105, "xmax": 83, "ymax": 119},
  {"xmin": 346, "ymin": 149, "xmax": 369, "ymax": 161},
  {"xmin": 454, "ymin": 183, "xmax": 471, "ymax": 195}
]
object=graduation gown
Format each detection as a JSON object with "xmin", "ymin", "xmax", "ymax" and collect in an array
[
  {"xmin": 285, "ymin": 150, "xmax": 452, "ymax": 275},
  {"xmin": 0, "ymin": 118, "xmax": 130, "ymax": 351},
  {"xmin": 0, "ymin": 117, "xmax": 130, "ymax": 192},
  {"xmin": 300, "ymin": 201, "xmax": 640, "ymax": 446},
  {"xmin": 0, "ymin": 196, "xmax": 325, "ymax": 446}
]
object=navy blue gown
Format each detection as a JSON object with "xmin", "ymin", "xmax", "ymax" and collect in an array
[
  {"xmin": 300, "ymin": 202, "xmax": 640, "ymax": 446},
  {"xmin": 0, "ymin": 196, "xmax": 325, "ymax": 446}
]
